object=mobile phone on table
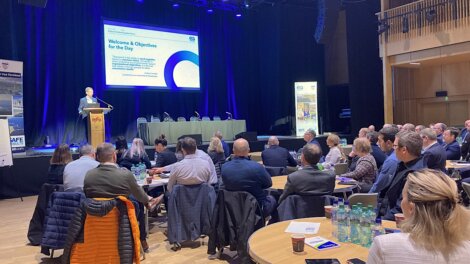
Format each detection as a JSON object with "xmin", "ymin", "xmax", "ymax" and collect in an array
[
  {"xmin": 347, "ymin": 258, "xmax": 366, "ymax": 264},
  {"xmin": 305, "ymin": 259, "xmax": 340, "ymax": 264}
]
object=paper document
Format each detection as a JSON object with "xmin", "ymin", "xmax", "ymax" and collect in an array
[
  {"xmin": 284, "ymin": 221, "xmax": 320, "ymax": 234},
  {"xmin": 305, "ymin": 236, "xmax": 340, "ymax": 250}
]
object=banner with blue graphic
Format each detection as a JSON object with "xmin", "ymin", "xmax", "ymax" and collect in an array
[
  {"xmin": 295, "ymin": 82, "xmax": 319, "ymax": 137},
  {"xmin": 0, "ymin": 59, "xmax": 25, "ymax": 153}
]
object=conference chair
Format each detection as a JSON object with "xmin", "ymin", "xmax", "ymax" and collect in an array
[
  {"xmin": 208, "ymin": 190, "xmax": 265, "ymax": 263},
  {"xmin": 40, "ymin": 191, "xmax": 85, "ymax": 257},
  {"xmin": 177, "ymin": 116, "xmax": 186, "ymax": 122},
  {"xmin": 277, "ymin": 195, "xmax": 327, "ymax": 221},
  {"xmin": 150, "ymin": 115, "xmax": 160, "ymax": 122},
  {"xmin": 348, "ymin": 193, "xmax": 378, "ymax": 208},
  {"xmin": 264, "ymin": 166, "xmax": 286, "ymax": 177},
  {"xmin": 167, "ymin": 184, "xmax": 216, "ymax": 251},
  {"xmin": 63, "ymin": 196, "xmax": 142, "ymax": 264},
  {"xmin": 334, "ymin": 163, "xmax": 349, "ymax": 175},
  {"xmin": 201, "ymin": 116, "xmax": 210, "ymax": 121},
  {"xmin": 212, "ymin": 116, "xmax": 221, "ymax": 121}
]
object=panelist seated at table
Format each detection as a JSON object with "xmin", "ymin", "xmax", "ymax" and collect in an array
[
  {"xmin": 118, "ymin": 138, "xmax": 152, "ymax": 170},
  {"xmin": 278, "ymin": 144, "xmax": 335, "ymax": 204},
  {"xmin": 221, "ymin": 139, "xmax": 277, "ymax": 218},
  {"xmin": 154, "ymin": 135, "xmax": 177, "ymax": 168},
  {"xmin": 262, "ymin": 136, "xmax": 298, "ymax": 168},
  {"xmin": 368, "ymin": 169, "xmax": 470, "ymax": 264}
]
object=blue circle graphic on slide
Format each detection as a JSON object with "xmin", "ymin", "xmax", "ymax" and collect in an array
[{"xmin": 164, "ymin": 50, "xmax": 199, "ymax": 90}]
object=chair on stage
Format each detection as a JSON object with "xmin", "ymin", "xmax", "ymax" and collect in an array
[
  {"xmin": 177, "ymin": 117, "xmax": 186, "ymax": 122},
  {"xmin": 208, "ymin": 190, "xmax": 265, "ymax": 263},
  {"xmin": 40, "ymin": 191, "xmax": 85, "ymax": 257},
  {"xmin": 189, "ymin": 116, "xmax": 199, "ymax": 121},
  {"xmin": 62, "ymin": 196, "xmax": 142, "ymax": 264},
  {"xmin": 167, "ymin": 184, "xmax": 216, "ymax": 251},
  {"xmin": 202, "ymin": 116, "xmax": 210, "ymax": 121},
  {"xmin": 212, "ymin": 116, "xmax": 221, "ymax": 121},
  {"xmin": 348, "ymin": 193, "xmax": 378, "ymax": 208},
  {"xmin": 264, "ymin": 166, "xmax": 286, "ymax": 177},
  {"xmin": 277, "ymin": 195, "xmax": 327, "ymax": 221},
  {"xmin": 150, "ymin": 115, "xmax": 160, "ymax": 122}
]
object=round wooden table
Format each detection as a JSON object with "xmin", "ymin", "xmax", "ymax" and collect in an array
[
  {"xmin": 248, "ymin": 217, "xmax": 396, "ymax": 264},
  {"xmin": 271, "ymin": 176, "xmax": 357, "ymax": 194}
]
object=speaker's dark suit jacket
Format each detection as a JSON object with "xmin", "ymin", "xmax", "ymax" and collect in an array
[
  {"xmin": 78, "ymin": 96, "xmax": 98, "ymax": 118},
  {"xmin": 261, "ymin": 145, "xmax": 298, "ymax": 168},
  {"xmin": 423, "ymin": 142, "xmax": 447, "ymax": 172},
  {"xmin": 278, "ymin": 165, "xmax": 335, "ymax": 203},
  {"xmin": 444, "ymin": 140, "xmax": 461, "ymax": 160}
]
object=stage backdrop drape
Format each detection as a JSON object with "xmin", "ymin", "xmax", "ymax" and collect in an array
[{"xmin": 0, "ymin": 0, "xmax": 325, "ymax": 146}]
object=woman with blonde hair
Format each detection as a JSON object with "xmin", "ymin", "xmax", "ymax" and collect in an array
[
  {"xmin": 368, "ymin": 169, "xmax": 470, "ymax": 263},
  {"xmin": 119, "ymin": 138, "xmax": 151, "ymax": 170},
  {"xmin": 207, "ymin": 137, "xmax": 225, "ymax": 165},
  {"xmin": 322, "ymin": 134, "xmax": 346, "ymax": 169},
  {"xmin": 46, "ymin": 144, "xmax": 73, "ymax": 184}
]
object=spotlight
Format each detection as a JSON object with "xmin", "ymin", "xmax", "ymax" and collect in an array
[
  {"xmin": 136, "ymin": 0, "xmax": 144, "ymax": 3},
  {"xmin": 236, "ymin": 13, "xmax": 242, "ymax": 18},
  {"xmin": 172, "ymin": 3, "xmax": 179, "ymax": 8},
  {"xmin": 425, "ymin": 9, "xmax": 436, "ymax": 23},
  {"xmin": 402, "ymin": 16, "xmax": 409, "ymax": 33},
  {"xmin": 207, "ymin": 8, "xmax": 214, "ymax": 13}
]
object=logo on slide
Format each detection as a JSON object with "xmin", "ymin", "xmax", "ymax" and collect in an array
[{"xmin": 164, "ymin": 51, "xmax": 199, "ymax": 90}]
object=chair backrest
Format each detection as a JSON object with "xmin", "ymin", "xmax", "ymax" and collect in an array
[
  {"xmin": 189, "ymin": 116, "xmax": 199, "ymax": 121},
  {"xmin": 462, "ymin": 182, "xmax": 470, "ymax": 198},
  {"xmin": 150, "ymin": 115, "xmax": 160, "ymax": 122},
  {"xmin": 136, "ymin": 117, "xmax": 147, "ymax": 123},
  {"xmin": 213, "ymin": 116, "xmax": 221, "ymax": 121},
  {"xmin": 177, "ymin": 116, "xmax": 186, "ymax": 122},
  {"xmin": 264, "ymin": 166, "xmax": 286, "ymax": 177},
  {"xmin": 348, "ymin": 193, "xmax": 378, "ymax": 208},
  {"xmin": 277, "ymin": 195, "xmax": 327, "ymax": 221},
  {"xmin": 167, "ymin": 184, "xmax": 216, "ymax": 244},
  {"xmin": 201, "ymin": 116, "xmax": 210, "ymax": 121},
  {"xmin": 334, "ymin": 163, "xmax": 349, "ymax": 175}
]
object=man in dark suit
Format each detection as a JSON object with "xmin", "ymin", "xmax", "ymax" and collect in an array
[
  {"xmin": 420, "ymin": 128, "xmax": 446, "ymax": 172},
  {"xmin": 459, "ymin": 120, "xmax": 470, "ymax": 140},
  {"xmin": 443, "ymin": 127, "xmax": 461, "ymax": 160},
  {"xmin": 433, "ymin": 122, "xmax": 447, "ymax": 145},
  {"xmin": 154, "ymin": 136, "xmax": 177, "ymax": 167},
  {"xmin": 262, "ymin": 136, "xmax": 297, "ymax": 168},
  {"xmin": 378, "ymin": 131, "xmax": 426, "ymax": 220},
  {"xmin": 78, "ymin": 87, "xmax": 98, "ymax": 119},
  {"xmin": 367, "ymin": 131, "xmax": 387, "ymax": 169},
  {"xmin": 278, "ymin": 144, "xmax": 335, "ymax": 204}
]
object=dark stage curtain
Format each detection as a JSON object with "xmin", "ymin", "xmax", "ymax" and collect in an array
[{"xmin": 0, "ymin": 0, "xmax": 325, "ymax": 146}]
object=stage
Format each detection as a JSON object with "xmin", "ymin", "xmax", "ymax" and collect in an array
[{"xmin": 0, "ymin": 135, "xmax": 317, "ymax": 199}]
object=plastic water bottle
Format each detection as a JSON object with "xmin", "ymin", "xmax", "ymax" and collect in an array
[
  {"xmin": 360, "ymin": 206, "xmax": 372, "ymax": 247},
  {"xmin": 337, "ymin": 205, "xmax": 349, "ymax": 242},
  {"xmin": 139, "ymin": 163, "xmax": 146, "ymax": 180},
  {"xmin": 131, "ymin": 165, "xmax": 138, "ymax": 180},
  {"xmin": 349, "ymin": 205, "xmax": 361, "ymax": 244},
  {"xmin": 331, "ymin": 198, "xmax": 338, "ymax": 238},
  {"xmin": 371, "ymin": 217, "xmax": 385, "ymax": 240}
]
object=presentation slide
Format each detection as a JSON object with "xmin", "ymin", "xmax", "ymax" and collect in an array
[{"xmin": 103, "ymin": 19, "xmax": 200, "ymax": 90}]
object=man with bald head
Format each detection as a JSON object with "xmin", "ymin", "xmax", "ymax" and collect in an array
[
  {"xmin": 222, "ymin": 139, "xmax": 276, "ymax": 217},
  {"xmin": 261, "ymin": 136, "xmax": 297, "ymax": 168}
]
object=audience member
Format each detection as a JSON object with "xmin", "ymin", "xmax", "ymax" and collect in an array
[
  {"xmin": 167, "ymin": 137, "xmax": 211, "ymax": 192},
  {"xmin": 369, "ymin": 127, "xmax": 400, "ymax": 194},
  {"xmin": 303, "ymin": 128, "xmax": 321, "ymax": 147},
  {"xmin": 46, "ymin": 144, "xmax": 72, "ymax": 184},
  {"xmin": 207, "ymin": 137, "xmax": 226, "ymax": 165},
  {"xmin": 443, "ymin": 127, "xmax": 461, "ymax": 160},
  {"xmin": 115, "ymin": 135, "xmax": 128, "ymax": 164},
  {"xmin": 420, "ymin": 128, "xmax": 446, "ymax": 172},
  {"xmin": 358, "ymin": 127, "xmax": 369, "ymax": 138},
  {"xmin": 397, "ymin": 124, "xmax": 403, "ymax": 130},
  {"xmin": 378, "ymin": 131, "xmax": 426, "ymax": 220},
  {"xmin": 154, "ymin": 135, "xmax": 177, "ymax": 167},
  {"xmin": 279, "ymin": 144, "xmax": 335, "ymax": 203},
  {"xmin": 118, "ymin": 138, "xmax": 151, "ymax": 170},
  {"xmin": 367, "ymin": 131, "xmax": 387, "ymax": 169},
  {"xmin": 322, "ymin": 134, "xmax": 345, "ymax": 169},
  {"xmin": 401, "ymin": 123, "xmax": 415, "ymax": 132},
  {"xmin": 174, "ymin": 140, "xmax": 184, "ymax": 162},
  {"xmin": 63, "ymin": 144, "xmax": 99, "ymax": 191},
  {"xmin": 214, "ymin": 131, "xmax": 230, "ymax": 158},
  {"xmin": 414, "ymin": 125, "xmax": 426, "ymax": 133},
  {"xmin": 262, "ymin": 136, "xmax": 297, "ymax": 168},
  {"xmin": 383, "ymin": 124, "xmax": 392, "ymax": 129},
  {"xmin": 83, "ymin": 143, "xmax": 161, "ymax": 251},
  {"xmin": 459, "ymin": 119, "xmax": 470, "ymax": 140},
  {"xmin": 221, "ymin": 139, "xmax": 276, "ymax": 217},
  {"xmin": 368, "ymin": 125, "xmax": 375, "ymax": 132},
  {"xmin": 340, "ymin": 138, "xmax": 377, "ymax": 192},
  {"xmin": 368, "ymin": 169, "xmax": 470, "ymax": 263},
  {"xmin": 433, "ymin": 122, "xmax": 447, "ymax": 145}
]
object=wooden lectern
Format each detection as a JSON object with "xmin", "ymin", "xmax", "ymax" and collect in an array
[{"xmin": 83, "ymin": 107, "xmax": 111, "ymax": 148}]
